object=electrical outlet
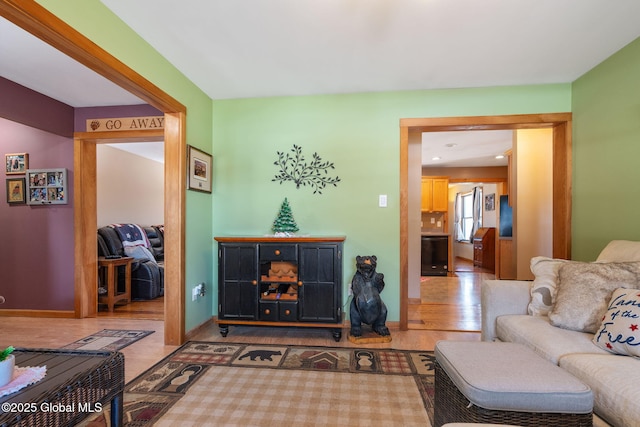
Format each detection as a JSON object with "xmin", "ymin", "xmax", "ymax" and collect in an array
[{"xmin": 378, "ymin": 194, "xmax": 387, "ymax": 207}]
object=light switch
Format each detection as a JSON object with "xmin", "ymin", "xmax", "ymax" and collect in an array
[{"xmin": 379, "ymin": 195, "xmax": 387, "ymax": 207}]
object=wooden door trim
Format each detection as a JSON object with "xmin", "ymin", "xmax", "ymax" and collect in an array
[
  {"xmin": 399, "ymin": 113, "xmax": 572, "ymax": 330},
  {"xmin": 2, "ymin": 0, "xmax": 186, "ymax": 345},
  {"xmin": 0, "ymin": 1, "xmax": 184, "ymax": 113}
]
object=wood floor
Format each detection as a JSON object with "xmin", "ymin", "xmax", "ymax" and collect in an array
[
  {"xmin": 0, "ymin": 317, "xmax": 479, "ymax": 383},
  {"xmin": 0, "ymin": 260, "xmax": 485, "ymax": 383},
  {"xmin": 98, "ymin": 296, "xmax": 164, "ymax": 321},
  {"xmin": 408, "ymin": 257, "xmax": 495, "ymax": 332}
]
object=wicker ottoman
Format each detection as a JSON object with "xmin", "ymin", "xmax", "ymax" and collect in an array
[{"xmin": 434, "ymin": 341, "xmax": 593, "ymax": 427}]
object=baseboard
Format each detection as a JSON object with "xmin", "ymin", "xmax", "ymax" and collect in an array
[
  {"xmin": 0, "ymin": 309, "xmax": 75, "ymax": 318},
  {"xmin": 185, "ymin": 316, "xmax": 216, "ymax": 341}
]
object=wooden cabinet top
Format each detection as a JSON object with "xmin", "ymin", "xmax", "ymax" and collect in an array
[
  {"xmin": 214, "ymin": 236, "xmax": 346, "ymax": 243},
  {"xmin": 472, "ymin": 227, "xmax": 495, "ymax": 241}
]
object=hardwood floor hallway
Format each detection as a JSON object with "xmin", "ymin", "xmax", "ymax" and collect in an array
[{"xmin": 408, "ymin": 257, "xmax": 494, "ymax": 332}]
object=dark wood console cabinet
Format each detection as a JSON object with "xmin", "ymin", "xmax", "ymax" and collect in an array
[{"xmin": 214, "ymin": 236, "xmax": 345, "ymax": 341}]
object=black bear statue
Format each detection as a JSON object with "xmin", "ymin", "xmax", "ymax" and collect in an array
[{"xmin": 349, "ymin": 255, "xmax": 390, "ymax": 337}]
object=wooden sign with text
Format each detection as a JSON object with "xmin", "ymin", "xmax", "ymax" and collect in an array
[{"xmin": 86, "ymin": 116, "xmax": 164, "ymax": 132}]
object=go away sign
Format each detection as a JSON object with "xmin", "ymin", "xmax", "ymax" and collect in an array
[{"xmin": 86, "ymin": 116, "xmax": 164, "ymax": 132}]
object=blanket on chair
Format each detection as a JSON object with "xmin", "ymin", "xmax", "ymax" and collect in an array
[
  {"xmin": 111, "ymin": 223, "xmax": 150, "ymax": 248},
  {"xmin": 110, "ymin": 223, "xmax": 157, "ymax": 264}
]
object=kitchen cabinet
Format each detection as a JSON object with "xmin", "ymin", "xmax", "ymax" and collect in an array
[
  {"xmin": 215, "ymin": 236, "xmax": 345, "ymax": 341},
  {"xmin": 421, "ymin": 176, "xmax": 449, "ymax": 212}
]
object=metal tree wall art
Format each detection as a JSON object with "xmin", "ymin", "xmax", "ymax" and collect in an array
[{"xmin": 272, "ymin": 144, "xmax": 341, "ymax": 194}]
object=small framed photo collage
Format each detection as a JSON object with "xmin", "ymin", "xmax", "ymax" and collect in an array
[{"xmin": 4, "ymin": 152, "xmax": 67, "ymax": 205}]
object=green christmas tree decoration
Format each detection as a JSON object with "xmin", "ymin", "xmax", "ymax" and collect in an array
[{"xmin": 272, "ymin": 198, "xmax": 299, "ymax": 235}]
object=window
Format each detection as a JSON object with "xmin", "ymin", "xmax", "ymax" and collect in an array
[
  {"xmin": 460, "ymin": 192, "xmax": 474, "ymax": 241},
  {"xmin": 454, "ymin": 187, "xmax": 483, "ymax": 242}
]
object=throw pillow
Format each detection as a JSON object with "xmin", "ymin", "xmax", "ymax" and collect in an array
[
  {"xmin": 528, "ymin": 256, "xmax": 572, "ymax": 316},
  {"xmin": 593, "ymin": 287, "xmax": 640, "ymax": 357},
  {"xmin": 549, "ymin": 261, "xmax": 640, "ymax": 333}
]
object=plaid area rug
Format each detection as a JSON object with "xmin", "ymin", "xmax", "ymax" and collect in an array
[
  {"xmin": 61, "ymin": 329, "xmax": 154, "ymax": 351},
  {"xmin": 79, "ymin": 342, "xmax": 436, "ymax": 426}
]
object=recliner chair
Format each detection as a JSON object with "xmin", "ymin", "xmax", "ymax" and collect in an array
[
  {"xmin": 98, "ymin": 226, "xmax": 163, "ymax": 300},
  {"xmin": 143, "ymin": 226, "xmax": 164, "ymax": 263}
]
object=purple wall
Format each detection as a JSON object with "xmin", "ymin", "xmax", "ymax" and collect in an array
[
  {"xmin": 0, "ymin": 77, "xmax": 74, "ymax": 137},
  {"xmin": 0, "ymin": 118, "xmax": 74, "ymax": 310},
  {"xmin": 0, "ymin": 77, "xmax": 161, "ymax": 312},
  {"xmin": 0, "ymin": 78, "xmax": 75, "ymax": 311}
]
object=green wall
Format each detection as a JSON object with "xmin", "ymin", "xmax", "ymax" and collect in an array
[
  {"xmin": 572, "ymin": 37, "xmax": 640, "ymax": 261},
  {"xmin": 212, "ymin": 85, "xmax": 571, "ymax": 321},
  {"xmin": 46, "ymin": 0, "xmax": 639, "ymax": 325},
  {"xmin": 37, "ymin": 0, "xmax": 214, "ymax": 331}
]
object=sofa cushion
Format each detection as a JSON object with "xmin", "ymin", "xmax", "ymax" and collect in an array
[
  {"xmin": 549, "ymin": 261, "xmax": 640, "ymax": 333},
  {"xmin": 593, "ymin": 287, "xmax": 640, "ymax": 357},
  {"xmin": 435, "ymin": 341, "xmax": 593, "ymax": 414},
  {"xmin": 496, "ymin": 315, "xmax": 607, "ymax": 364},
  {"xmin": 596, "ymin": 240, "xmax": 640, "ymax": 263},
  {"xmin": 528, "ymin": 256, "xmax": 572, "ymax": 316},
  {"xmin": 560, "ymin": 353, "xmax": 640, "ymax": 427}
]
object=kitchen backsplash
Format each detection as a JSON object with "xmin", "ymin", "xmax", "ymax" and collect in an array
[{"xmin": 422, "ymin": 212, "xmax": 445, "ymax": 233}]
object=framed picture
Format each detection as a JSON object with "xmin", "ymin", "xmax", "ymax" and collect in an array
[
  {"xmin": 484, "ymin": 193, "xmax": 495, "ymax": 211},
  {"xmin": 187, "ymin": 145, "xmax": 212, "ymax": 193},
  {"xmin": 6, "ymin": 177, "xmax": 26, "ymax": 204},
  {"xmin": 26, "ymin": 168, "xmax": 68, "ymax": 205},
  {"xmin": 5, "ymin": 153, "xmax": 28, "ymax": 175}
]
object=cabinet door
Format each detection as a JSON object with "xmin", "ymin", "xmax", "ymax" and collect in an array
[
  {"xmin": 432, "ymin": 178, "xmax": 449, "ymax": 211},
  {"xmin": 298, "ymin": 244, "xmax": 342, "ymax": 322},
  {"xmin": 421, "ymin": 178, "xmax": 433, "ymax": 211},
  {"xmin": 218, "ymin": 243, "xmax": 258, "ymax": 320}
]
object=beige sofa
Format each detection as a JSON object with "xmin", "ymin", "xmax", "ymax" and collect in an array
[{"xmin": 481, "ymin": 241, "xmax": 640, "ymax": 427}]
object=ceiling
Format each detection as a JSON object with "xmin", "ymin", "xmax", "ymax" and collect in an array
[
  {"xmin": 422, "ymin": 130, "xmax": 512, "ymax": 167},
  {"xmin": 0, "ymin": 17, "xmax": 141, "ymax": 107},
  {"xmin": 100, "ymin": 0, "xmax": 640, "ymax": 100},
  {"xmin": 2, "ymin": 0, "xmax": 640, "ymax": 165}
]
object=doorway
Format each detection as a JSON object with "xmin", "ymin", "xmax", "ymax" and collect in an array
[
  {"xmin": 0, "ymin": 2, "xmax": 188, "ymax": 345},
  {"xmin": 96, "ymin": 141, "xmax": 165, "ymax": 321},
  {"xmin": 399, "ymin": 113, "xmax": 572, "ymax": 330}
]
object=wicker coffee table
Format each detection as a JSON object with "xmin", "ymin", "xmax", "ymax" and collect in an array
[
  {"xmin": 434, "ymin": 341, "xmax": 593, "ymax": 427},
  {"xmin": 0, "ymin": 348, "xmax": 124, "ymax": 427}
]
